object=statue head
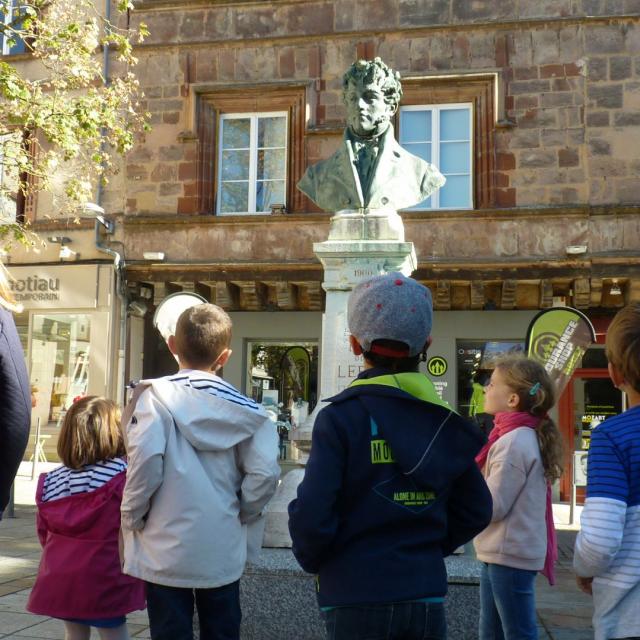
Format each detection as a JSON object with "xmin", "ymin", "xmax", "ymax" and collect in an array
[{"xmin": 342, "ymin": 57, "xmax": 403, "ymax": 139}]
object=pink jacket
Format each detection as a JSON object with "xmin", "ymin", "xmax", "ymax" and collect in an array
[{"xmin": 27, "ymin": 471, "xmax": 145, "ymax": 619}]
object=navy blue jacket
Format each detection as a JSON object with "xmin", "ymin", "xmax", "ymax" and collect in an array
[
  {"xmin": 288, "ymin": 369, "xmax": 492, "ymax": 607},
  {"xmin": 0, "ymin": 307, "xmax": 31, "ymax": 515}
]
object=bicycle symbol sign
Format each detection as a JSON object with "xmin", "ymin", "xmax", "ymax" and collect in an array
[{"xmin": 427, "ymin": 356, "xmax": 448, "ymax": 377}]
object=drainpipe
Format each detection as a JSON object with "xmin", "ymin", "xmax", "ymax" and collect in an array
[{"xmin": 94, "ymin": 0, "xmax": 127, "ymax": 405}]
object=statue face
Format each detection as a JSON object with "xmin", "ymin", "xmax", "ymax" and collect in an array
[{"xmin": 344, "ymin": 80, "xmax": 395, "ymax": 138}]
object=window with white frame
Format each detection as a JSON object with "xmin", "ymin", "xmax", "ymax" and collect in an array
[
  {"xmin": 217, "ymin": 112, "xmax": 287, "ymax": 215},
  {"xmin": 399, "ymin": 103, "xmax": 473, "ymax": 210},
  {"xmin": 1, "ymin": 0, "xmax": 26, "ymax": 56}
]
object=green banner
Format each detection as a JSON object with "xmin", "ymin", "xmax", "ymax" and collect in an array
[{"xmin": 526, "ymin": 307, "xmax": 596, "ymax": 394}]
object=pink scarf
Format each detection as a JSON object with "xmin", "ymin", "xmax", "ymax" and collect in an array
[{"xmin": 476, "ymin": 411, "xmax": 557, "ymax": 586}]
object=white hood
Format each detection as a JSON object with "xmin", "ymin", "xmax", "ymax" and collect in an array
[
  {"xmin": 120, "ymin": 372, "xmax": 280, "ymax": 588},
  {"xmin": 148, "ymin": 377, "xmax": 269, "ymax": 453}
]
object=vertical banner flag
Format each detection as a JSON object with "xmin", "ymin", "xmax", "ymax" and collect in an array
[{"xmin": 526, "ymin": 307, "xmax": 596, "ymax": 394}]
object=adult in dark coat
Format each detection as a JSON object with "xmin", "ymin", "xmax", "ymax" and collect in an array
[{"xmin": 0, "ymin": 265, "xmax": 31, "ymax": 518}]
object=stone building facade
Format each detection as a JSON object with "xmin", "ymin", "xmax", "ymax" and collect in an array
[{"xmin": 7, "ymin": 0, "xmax": 640, "ymax": 490}]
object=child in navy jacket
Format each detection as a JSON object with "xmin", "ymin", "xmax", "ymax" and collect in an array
[{"xmin": 288, "ymin": 273, "xmax": 492, "ymax": 640}]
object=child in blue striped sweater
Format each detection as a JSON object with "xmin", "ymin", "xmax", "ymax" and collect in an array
[{"xmin": 574, "ymin": 303, "xmax": 640, "ymax": 640}]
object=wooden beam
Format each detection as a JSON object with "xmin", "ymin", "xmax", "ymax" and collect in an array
[
  {"xmin": 230, "ymin": 281, "xmax": 261, "ymax": 311},
  {"xmin": 501, "ymin": 280, "xmax": 517, "ymax": 309},
  {"xmin": 152, "ymin": 282, "xmax": 168, "ymax": 306},
  {"xmin": 470, "ymin": 281, "xmax": 485, "ymax": 310},
  {"xmin": 627, "ymin": 279, "xmax": 640, "ymax": 304},
  {"xmin": 292, "ymin": 281, "xmax": 323, "ymax": 311},
  {"xmin": 590, "ymin": 278, "xmax": 603, "ymax": 307},
  {"xmin": 573, "ymin": 278, "xmax": 591, "ymax": 309},
  {"xmin": 214, "ymin": 282, "xmax": 235, "ymax": 309},
  {"xmin": 540, "ymin": 280, "xmax": 553, "ymax": 308},
  {"xmin": 434, "ymin": 281, "xmax": 451, "ymax": 310}
]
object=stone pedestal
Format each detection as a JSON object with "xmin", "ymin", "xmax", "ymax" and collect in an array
[{"xmin": 263, "ymin": 209, "xmax": 416, "ymax": 548}]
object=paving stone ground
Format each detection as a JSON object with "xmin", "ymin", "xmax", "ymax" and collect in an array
[{"xmin": 1, "ymin": 464, "xmax": 593, "ymax": 639}]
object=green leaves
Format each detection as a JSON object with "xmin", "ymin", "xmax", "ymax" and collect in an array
[{"xmin": 0, "ymin": 0, "xmax": 149, "ymax": 247}]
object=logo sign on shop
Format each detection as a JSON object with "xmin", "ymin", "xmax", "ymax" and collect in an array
[{"xmin": 427, "ymin": 356, "xmax": 447, "ymax": 377}]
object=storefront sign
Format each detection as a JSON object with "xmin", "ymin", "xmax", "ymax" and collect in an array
[
  {"xmin": 427, "ymin": 356, "xmax": 448, "ymax": 377},
  {"xmin": 526, "ymin": 307, "xmax": 596, "ymax": 394},
  {"xmin": 8, "ymin": 265, "xmax": 100, "ymax": 309}
]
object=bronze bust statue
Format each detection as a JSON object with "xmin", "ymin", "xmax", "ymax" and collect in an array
[{"xmin": 298, "ymin": 58, "xmax": 445, "ymax": 213}]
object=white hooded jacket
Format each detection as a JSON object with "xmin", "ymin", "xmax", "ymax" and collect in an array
[{"xmin": 120, "ymin": 370, "xmax": 280, "ymax": 588}]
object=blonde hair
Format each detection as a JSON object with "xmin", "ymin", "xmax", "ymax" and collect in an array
[
  {"xmin": 606, "ymin": 303, "xmax": 640, "ymax": 393},
  {"xmin": 0, "ymin": 262, "xmax": 22, "ymax": 312},
  {"xmin": 495, "ymin": 356, "xmax": 564, "ymax": 482},
  {"xmin": 57, "ymin": 396, "xmax": 125, "ymax": 469}
]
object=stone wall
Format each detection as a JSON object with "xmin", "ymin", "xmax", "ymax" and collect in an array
[{"xmin": 111, "ymin": 2, "xmax": 640, "ymax": 216}]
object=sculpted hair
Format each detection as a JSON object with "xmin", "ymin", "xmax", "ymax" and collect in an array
[
  {"xmin": 57, "ymin": 396, "xmax": 124, "ymax": 469},
  {"xmin": 174, "ymin": 303, "xmax": 232, "ymax": 368},
  {"xmin": 495, "ymin": 356, "xmax": 564, "ymax": 483},
  {"xmin": 342, "ymin": 57, "xmax": 403, "ymax": 109},
  {"xmin": 606, "ymin": 303, "xmax": 640, "ymax": 393}
]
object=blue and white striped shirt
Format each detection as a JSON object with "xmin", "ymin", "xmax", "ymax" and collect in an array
[
  {"xmin": 167, "ymin": 370, "xmax": 261, "ymax": 412},
  {"xmin": 574, "ymin": 404, "xmax": 640, "ymax": 640},
  {"xmin": 41, "ymin": 458, "xmax": 127, "ymax": 503}
]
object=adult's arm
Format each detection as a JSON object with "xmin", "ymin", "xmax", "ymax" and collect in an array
[{"xmin": 0, "ymin": 309, "xmax": 31, "ymax": 516}]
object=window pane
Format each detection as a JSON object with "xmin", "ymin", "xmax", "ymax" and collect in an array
[
  {"xmin": 222, "ymin": 118, "xmax": 250, "ymax": 149},
  {"xmin": 440, "ymin": 141, "xmax": 471, "ymax": 173},
  {"xmin": 31, "ymin": 314, "xmax": 91, "ymax": 427},
  {"xmin": 220, "ymin": 181, "xmax": 249, "ymax": 213},
  {"xmin": 410, "ymin": 195, "xmax": 432, "ymax": 210},
  {"xmin": 403, "ymin": 142, "xmax": 431, "ymax": 163},
  {"xmin": 258, "ymin": 116, "xmax": 286, "ymax": 148},
  {"xmin": 221, "ymin": 149, "xmax": 250, "ymax": 180},
  {"xmin": 439, "ymin": 175, "xmax": 471, "ymax": 208},
  {"xmin": 400, "ymin": 110, "xmax": 431, "ymax": 143},
  {"xmin": 440, "ymin": 108, "xmax": 470, "ymax": 141},
  {"xmin": 258, "ymin": 148, "xmax": 286, "ymax": 180},
  {"xmin": 256, "ymin": 180, "xmax": 285, "ymax": 212}
]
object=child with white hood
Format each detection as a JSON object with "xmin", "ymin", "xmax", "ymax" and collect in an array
[{"xmin": 121, "ymin": 303, "xmax": 280, "ymax": 640}]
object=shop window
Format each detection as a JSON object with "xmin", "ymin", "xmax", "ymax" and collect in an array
[
  {"xmin": 456, "ymin": 339, "xmax": 525, "ymax": 420},
  {"xmin": 399, "ymin": 75, "xmax": 497, "ymax": 209},
  {"xmin": 30, "ymin": 313, "xmax": 91, "ymax": 427},
  {"xmin": 399, "ymin": 104, "xmax": 473, "ymax": 209},
  {"xmin": 1, "ymin": 0, "xmax": 26, "ymax": 55},
  {"xmin": 198, "ymin": 86, "xmax": 307, "ymax": 215},
  {"xmin": 247, "ymin": 341, "xmax": 318, "ymax": 425},
  {"xmin": 217, "ymin": 113, "xmax": 287, "ymax": 215}
]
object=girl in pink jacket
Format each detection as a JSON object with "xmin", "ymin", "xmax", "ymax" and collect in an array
[
  {"xmin": 473, "ymin": 357, "xmax": 564, "ymax": 640},
  {"xmin": 27, "ymin": 396, "xmax": 145, "ymax": 640}
]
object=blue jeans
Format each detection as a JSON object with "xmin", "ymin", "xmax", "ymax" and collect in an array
[
  {"xmin": 322, "ymin": 602, "xmax": 446, "ymax": 640},
  {"xmin": 479, "ymin": 563, "xmax": 537, "ymax": 640},
  {"xmin": 146, "ymin": 580, "xmax": 241, "ymax": 640}
]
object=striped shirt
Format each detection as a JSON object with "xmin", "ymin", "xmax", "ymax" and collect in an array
[
  {"xmin": 167, "ymin": 370, "xmax": 262, "ymax": 412},
  {"xmin": 574, "ymin": 405, "xmax": 640, "ymax": 640},
  {"xmin": 41, "ymin": 458, "xmax": 127, "ymax": 503}
]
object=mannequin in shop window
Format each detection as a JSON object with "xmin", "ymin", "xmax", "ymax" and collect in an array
[
  {"xmin": 0, "ymin": 262, "xmax": 31, "ymax": 518},
  {"xmin": 290, "ymin": 397, "xmax": 309, "ymax": 428}
]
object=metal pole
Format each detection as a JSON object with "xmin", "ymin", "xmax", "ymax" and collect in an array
[
  {"xmin": 570, "ymin": 482, "xmax": 576, "ymax": 526},
  {"xmin": 31, "ymin": 417, "xmax": 41, "ymax": 481}
]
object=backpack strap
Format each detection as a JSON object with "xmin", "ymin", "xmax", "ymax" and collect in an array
[{"xmin": 120, "ymin": 382, "xmax": 151, "ymax": 449}]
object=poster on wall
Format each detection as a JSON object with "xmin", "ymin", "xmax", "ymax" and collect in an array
[{"xmin": 526, "ymin": 307, "xmax": 596, "ymax": 394}]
